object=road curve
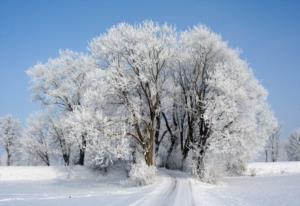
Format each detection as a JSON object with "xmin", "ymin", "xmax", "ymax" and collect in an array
[{"xmin": 129, "ymin": 169, "xmax": 196, "ymax": 206}]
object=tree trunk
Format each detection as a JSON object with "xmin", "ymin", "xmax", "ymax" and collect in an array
[
  {"xmin": 271, "ymin": 150, "xmax": 275, "ymax": 162},
  {"xmin": 5, "ymin": 146, "xmax": 11, "ymax": 166},
  {"xmin": 45, "ymin": 153, "xmax": 50, "ymax": 166},
  {"xmin": 63, "ymin": 153, "xmax": 70, "ymax": 166},
  {"xmin": 182, "ymin": 114, "xmax": 194, "ymax": 160},
  {"xmin": 166, "ymin": 138, "xmax": 176, "ymax": 169},
  {"xmin": 40, "ymin": 152, "xmax": 50, "ymax": 166},
  {"xmin": 182, "ymin": 126, "xmax": 192, "ymax": 160},
  {"xmin": 154, "ymin": 114, "xmax": 161, "ymax": 155},
  {"xmin": 57, "ymin": 137, "xmax": 71, "ymax": 166},
  {"xmin": 161, "ymin": 111, "xmax": 178, "ymax": 168},
  {"xmin": 77, "ymin": 134, "xmax": 87, "ymax": 165},
  {"xmin": 6, "ymin": 153, "xmax": 11, "ymax": 166},
  {"xmin": 145, "ymin": 135, "xmax": 154, "ymax": 166},
  {"xmin": 78, "ymin": 149, "xmax": 85, "ymax": 165},
  {"xmin": 145, "ymin": 149, "xmax": 154, "ymax": 166},
  {"xmin": 196, "ymin": 152, "xmax": 206, "ymax": 179}
]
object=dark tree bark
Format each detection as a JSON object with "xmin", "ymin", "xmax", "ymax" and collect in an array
[
  {"xmin": 52, "ymin": 124, "xmax": 71, "ymax": 166},
  {"xmin": 6, "ymin": 148, "xmax": 11, "ymax": 166},
  {"xmin": 62, "ymin": 153, "xmax": 70, "ymax": 166},
  {"xmin": 77, "ymin": 134, "xmax": 87, "ymax": 165}
]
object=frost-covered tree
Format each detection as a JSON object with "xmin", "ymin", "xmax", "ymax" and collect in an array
[
  {"xmin": 286, "ymin": 129, "xmax": 300, "ymax": 161},
  {"xmin": 160, "ymin": 25, "xmax": 277, "ymax": 178},
  {"xmin": 27, "ymin": 50, "xmax": 98, "ymax": 165},
  {"xmin": 89, "ymin": 22, "xmax": 276, "ymax": 175},
  {"xmin": 23, "ymin": 113, "xmax": 52, "ymax": 166},
  {"xmin": 0, "ymin": 115, "xmax": 22, "ymax": 166},
  {"xmin": 25, "ymin": 21, "xmax": 278, "ymax": 181},
  {"xmin": 27, "ymin": 48, "xmax": 130, "ymax": 167},
  {"xmin": 265, "ymin": 125, "xmax": 281, "ymax": 162},
  {"xmin": 90, "ymin": 21, "xmax": 176, "ymax": 166},
  {"xmin": 63, "ymin": 107, "xmax": 130, "ymax": 170},
  {"xmin": 48, "ymin": 116, "xmax": 73, "ymax": 166},
  {"xmin": 27, "ymin": 50, "xmax": 97, "ymax": 112}
]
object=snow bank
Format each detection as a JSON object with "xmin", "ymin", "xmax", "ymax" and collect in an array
[
  {"xmin": 0, "ymin": 166, "xmax": 126, "ymax": 182},
  {"xmin": 245, "ymin": 161, "xmax": 300, "ymax": 176}
]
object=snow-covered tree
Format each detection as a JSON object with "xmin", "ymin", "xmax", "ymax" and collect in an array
[
  {"xmin": 286, "ymin": 129, "xmax": 300, "ymax": 161},
  {"xmin": 27, "ymin": 50, "xmax": 99, "ymax": 165},
  {"xmin": 23, "ymin": 113, "xmax": 52, "ymax": 166},
  {"xmin": 25, "ymin": 21, "xmax": 278, "ymax": 181},
  {"xmin": 90, "ymin": 21, "xmax": 176, "ymax": 166},
  {"xmin": 63, "ymin": 106, "xmax": 130, "ymax": 170},
  {"xmin": 265, "ymin": 125, "xmax": 281, "ymax": 162},
  {"xmin": 89, "ymin": 22, "xmax": 277, "ymax": 176},
  {"xmin": 160, "ymin": 25, "xmax": 277, "ymax": 177},
  {"xmin": 27, "ymin": 48, "xmax": 130, "ymax": 167},
  {"xmin": 0, "ymin": 115, "xmax": 22, "ymax": 166},
  {"xmin": 48, "ymin": 116, "xmax": 73, "ymax": 166},
  {"xmin": 27, "ymin": 50, "xmax": 97, "ymax": 112}
]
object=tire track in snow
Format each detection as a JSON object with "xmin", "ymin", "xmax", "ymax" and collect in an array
[
  {"xmin": 0, "ymin": 169, "xmax": 197, "ymax": 206},
  {"xmin": 159, "ymin": 176, "xmax": 178, "ymax": 206},
  {"xmin": 172, "ymin": 177, "xmax": 196, "ymax": 206},
  {"xmin": 128, "ymin": 169, "xmax": 196, "ymax": 206},
  {"xmin": 128, "ymin": 173, "xmax": 175, "ymax": 206},
  {"xmin": 188, "ymin": 179, "xmax": 196, "ymax": 206}
]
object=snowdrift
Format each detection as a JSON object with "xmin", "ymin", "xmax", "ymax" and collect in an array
[
  {"xmin": 246, "ymin": 161, "xmax": 300, "ymax": 176},
  {"xmin": 0, "ymin": 166, "xmax": 126, "ymax": 182},
  {"xmin": 1, "ymin": 161, "xmax": 300, "ymax": 182}
]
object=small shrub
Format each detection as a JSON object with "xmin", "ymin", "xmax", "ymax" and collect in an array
[
  {"xmin": 200, "ymin": 161, "xmax": 224, "ymax": 184},
  {"xmin": 129, "ymin": 161, "xmax": 157, "ymax": 185},
  {"xmin": 250, "ymin": 168, "xmax": 256, "ymax": 177},
  {"xmin": 191, "ymin": 154, "xmax": 225, "ymax": 184}
]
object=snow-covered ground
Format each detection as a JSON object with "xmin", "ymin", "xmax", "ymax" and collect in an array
[
  {"xmin": 246, "ymin": 161, "xmax": 300, "ymax": 176},
  {"xmin": 0, "ymin": 162, "xmax": 300, "ymax": 206}
]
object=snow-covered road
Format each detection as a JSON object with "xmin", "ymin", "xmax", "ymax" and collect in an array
[
  {"xmin": 128, "ymin": 170, "xmax": 196, "ymax": 206},
  {"xmin": 0, "ymin": 169, "xmax": 195, "ymax": 206},
  {"xmin": 0, "ymin": 168, "xmax": 300, "ymax": 206}
]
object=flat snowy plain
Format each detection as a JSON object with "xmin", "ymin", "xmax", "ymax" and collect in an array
[{"xmin": 0, "ymin": 162, "xmax": 300, "ymax": 206}]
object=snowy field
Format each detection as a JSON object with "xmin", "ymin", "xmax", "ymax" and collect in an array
[{"xmin": 0, "ymin": 162, "xmax": 300, "ymax": 206}]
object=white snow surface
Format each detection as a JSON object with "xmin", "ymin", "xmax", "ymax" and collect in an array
[
  {"xmin": 0, "ymin": 162, "xmax": 300, "ymax": 206},
  {"xmin": 246, "ymin": 161, "xmax": 300, "ymax": 176},
  {"xmin": 0, "ymin": 166, "xmax": 106, "ymax": 181}
]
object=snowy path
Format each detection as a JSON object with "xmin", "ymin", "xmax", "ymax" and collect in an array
[
  {"xmin": 0, "ymin": 168, "xmax": 300, "ymax": 206},
  {"xmin": 128, "ymin": 170, "xmax": 196, "ymax": 206},
  {"xmin": 0, "ymin": 169, "xmax": 197, "ymax": 206}
]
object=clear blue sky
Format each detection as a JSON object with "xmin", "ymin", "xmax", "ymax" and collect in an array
[{"xmin": 0, "ymin": 0, "xmax": 299, "ymax": 138}]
